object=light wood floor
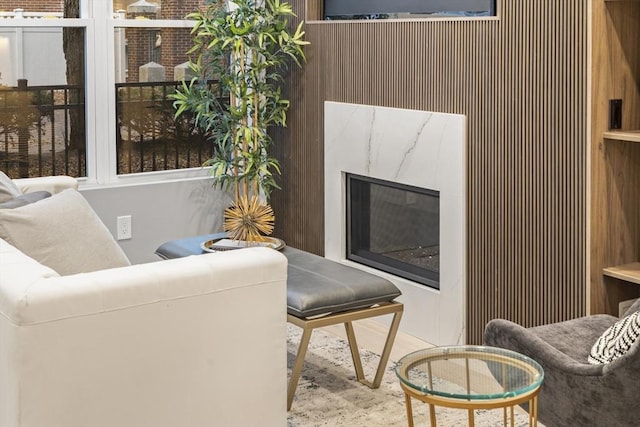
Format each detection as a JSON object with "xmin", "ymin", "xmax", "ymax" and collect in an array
[
  {"xmin": 321, "ymin": 319, "xmax": 519, "ymax": 387},
  {"xmin": 319, "ymin": 318, "xmax": 535, "ymax": 422},
  {"xmin": 321, "ymin": 317, "xmax": 434, "ymax": 362}
]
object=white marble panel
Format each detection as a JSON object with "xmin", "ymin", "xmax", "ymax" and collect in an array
[{"xmin": 324, "ymin": 101, "xmax": 466, "ymax": 345}]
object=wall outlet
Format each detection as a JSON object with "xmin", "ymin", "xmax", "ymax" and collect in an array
[
  {"xmin": 609, "ymin": 99, "xmax": 622, "ymax": 130},
  {"xmin": 116, "ymin": 215, "xmax": 132, "ymax": 240}
]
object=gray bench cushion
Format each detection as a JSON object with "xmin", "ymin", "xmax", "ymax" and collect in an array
[
  {"xmin": 155, "ymin": 234, "xmax": 402, "ymax": 318},
  {"xmin": 155, "ymin": 233, "xmax": 224, "ymax": 259},
  {"xmin": 283, "ymin": 247, "xmax": 401, "ymax": 317}
]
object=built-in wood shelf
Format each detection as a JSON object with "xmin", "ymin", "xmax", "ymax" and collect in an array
[
  {"xmin": 603, "ymin": 262, "xmax": 640, "ymax": 285},
  {"xmin": 603, "ymin": 130, "xmax": 640, "ymax": 143}
]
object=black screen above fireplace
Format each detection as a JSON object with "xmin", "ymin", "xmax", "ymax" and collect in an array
[
  {"xmin": 324, "ymin": 0, "xmax": 496, "ymax": 20},
  {"xmin": 346, "ymin": 173, "xmax": 440, "ymax": 289}
]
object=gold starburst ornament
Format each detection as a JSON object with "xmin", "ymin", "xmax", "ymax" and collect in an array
[{"xmin": 224, "ymin": 195, "xmax": 275, "ymax": 242}]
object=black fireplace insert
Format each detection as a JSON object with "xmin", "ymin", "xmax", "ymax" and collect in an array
[{"xmin": 346, "ymin": 173, "xmax": 440, "ymax": 289}]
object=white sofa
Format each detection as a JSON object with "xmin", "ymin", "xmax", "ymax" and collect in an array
[{"xmin": 0, "ymin": 176, "xmax": 288, "ymax": 427}]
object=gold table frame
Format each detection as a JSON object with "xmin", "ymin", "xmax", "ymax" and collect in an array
[
  {"xmin": 396, "ymin": 347, "xmax": 543, "ymax": 427},
  {"xmin": 287, "ymin": 301, "xmax": 404, "ymax": 410}
]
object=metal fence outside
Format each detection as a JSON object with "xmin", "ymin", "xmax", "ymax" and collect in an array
[
  {"xmin": 0, "ymin": 79, "xmax": 222, "ymax": 178},
  {"xmin": 0, "ymin": 79, "xmax": 85, "ymax": 178},
  {"xmin": 115, "ymin": 80, "xmax": 221, "ymax": 175}
]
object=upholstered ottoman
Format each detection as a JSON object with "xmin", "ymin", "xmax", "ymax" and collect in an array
[{"xmin": 156, "ymin": 234, "xmax": 404, "ymax": 410}]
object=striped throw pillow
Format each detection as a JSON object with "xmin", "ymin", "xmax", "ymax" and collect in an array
[{"xmin": 588, "ymin": 311, "xmax": 640, "ymax": 364}]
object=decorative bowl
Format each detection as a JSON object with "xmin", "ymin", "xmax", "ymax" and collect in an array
[{"xmin": 201, "ymin": 236, "xmax": 286, "ymax": 253}]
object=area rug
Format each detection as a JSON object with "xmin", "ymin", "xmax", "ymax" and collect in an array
[{"xmin": 287, "ymin": 325, "xmax": 542, "ymax": 427}]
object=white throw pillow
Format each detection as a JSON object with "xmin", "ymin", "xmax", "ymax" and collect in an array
[
  {"xmin": 588, "ymin": 311, "xmax": 640, "ymax": 364},
  {"xmin": 0, "ymin": 188, "xmax": 130, "ymax": 275},
  {"xmin": 0, "ymin": 171, "xmax": 22, "ymax": 203}
]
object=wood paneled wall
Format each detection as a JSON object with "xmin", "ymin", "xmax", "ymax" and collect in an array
[{"xmin": 272, "ymin": 0, "xmax": 590, "ymax": 343}]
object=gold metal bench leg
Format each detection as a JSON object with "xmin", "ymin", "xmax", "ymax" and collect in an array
[
  {"xmin": 345, "ymin": 321, "xmax": 366, "ymax": 382},
  {"xmin": 344, "ymin": 309, "xmax": 403, "ymax": 388},
  {"xmin": 373, "ymin": 309, "xmax": 403, "ymax": 387},
  {"xmin": 287, "ymin": 302, "xmax": 404, "ymax": 410},
  {"xmin": 287, "ymin": 326, "xmax": 313, "ymax": 411}
]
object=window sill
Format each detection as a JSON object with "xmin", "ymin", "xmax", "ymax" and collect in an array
[{"xmin": 79, "ymin": 167, "xmax": 213, "ymax": 190}]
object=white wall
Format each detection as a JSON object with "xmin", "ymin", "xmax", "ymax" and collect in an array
[{"xmin": 80, "ymin": 177, "xmax": 230, "ymax": 264}]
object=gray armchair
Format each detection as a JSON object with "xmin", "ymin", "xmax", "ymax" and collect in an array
[{"xmin": 484, "ymin": 299, "xmax": 640, "ymax": 427}]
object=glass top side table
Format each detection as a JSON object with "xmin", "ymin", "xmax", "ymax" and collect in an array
[{"xmin": 394, "ymin": 345, "xmax": 544, "ymax": 427}]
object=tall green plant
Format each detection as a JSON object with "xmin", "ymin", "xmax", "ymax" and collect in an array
[{"xmin": 172, "ymin": 0, "xmax": 307, "ymax": 204}]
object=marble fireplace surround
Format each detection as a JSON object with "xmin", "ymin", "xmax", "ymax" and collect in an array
[{"xmin": 324, "ymin": 101, "xmax": 466, "ymax": 345}]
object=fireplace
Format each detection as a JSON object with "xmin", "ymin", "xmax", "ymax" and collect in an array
[
  {"xmin": 324, "ymin": 101, "xmax": 466, "ymax": 345},
  {"xmin": 347, "ymin": 174, "xmax": 440, "ymax": 289}
]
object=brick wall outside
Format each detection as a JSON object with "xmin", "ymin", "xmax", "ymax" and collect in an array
[
  {"xmin": 159, "ymin": 0, "xmax": 205, "ymax": 82},
  {"xmin": 0, "ymin": 0, "xmax": 212, "ymax": 16},
  {"xmin": 161, "ymin": 0, "xmax": 205, "ymax": 20},
  {"xmin": 159, "ymin": 27, "xmax": 195, "ymax": 81},
  {"xmin": 124, "ymin": 8, "xmax": 158, "ymax": 83},
  {"xmin": 0, "ymin": 1, "xmax": 63, "ymax": 13},
  {"xmin": 126, "ymin": 0, "xmax": 208, "ymax": 82}
]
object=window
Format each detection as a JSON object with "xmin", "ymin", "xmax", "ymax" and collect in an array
[
  {"xmin": 0, "ymin": 5, "xmax": 87, "ymax": 178},
  {"xmin": 112, "ymin": 1, "xmax": 211, "ymax": 175},
  {"xmin": 0, "ymin": 0, "xmax": 211, "ymax": 183}
]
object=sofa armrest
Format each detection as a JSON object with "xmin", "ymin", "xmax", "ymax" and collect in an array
[
  {"xmin": 484, "ymin": 319, "xmax": 604, "ymax": 376},
  {"xmin": 13, "ymin": 176, "xmax": 78, "ymax": 194}
]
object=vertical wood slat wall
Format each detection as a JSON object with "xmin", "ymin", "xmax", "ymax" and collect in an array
[{"xmin": 272, "ymin": 0, "xmax": 589, "ymax": 344}]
